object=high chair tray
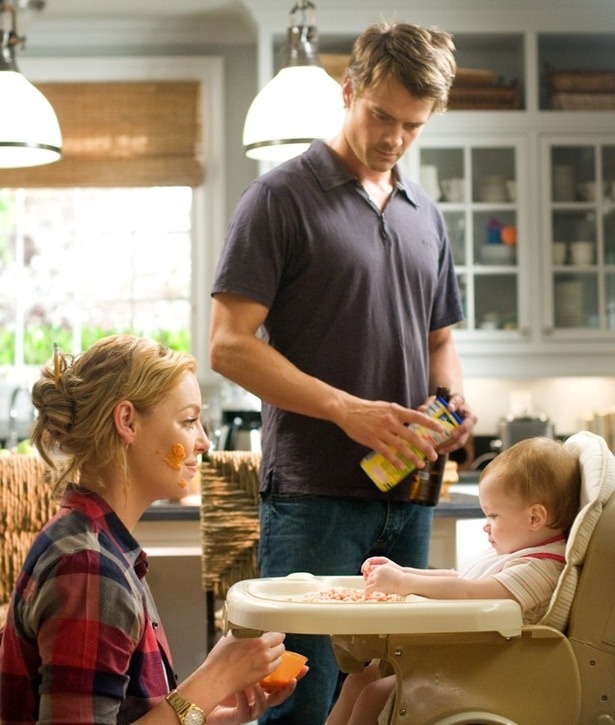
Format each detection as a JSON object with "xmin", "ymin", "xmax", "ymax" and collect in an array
[{"xmin": 224, "ymin": 574, "xmax": 522, "ymax": 637}]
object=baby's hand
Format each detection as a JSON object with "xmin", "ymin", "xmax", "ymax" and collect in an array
[
  {"xmin": 361, "ymin": 556, "xmax": 389, "ymax": 579},
  {"xmin": 364, "ymin": 562, "xmax": 404, "ymax": 596},
  {"xmin": 361, "ymin": 556, "xmax": 403, "ymax": 579}
]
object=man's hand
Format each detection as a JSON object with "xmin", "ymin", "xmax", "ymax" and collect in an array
[
  {"xmin": 433, "ymin": 392, "xmax": 477, "ymax": 455},
  {"xmin": 335, "ymin": 398, "xmax": 444, "ymax": 470}
]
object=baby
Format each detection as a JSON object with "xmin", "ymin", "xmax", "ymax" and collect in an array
[{"xmin": 326, "ymin": 436, "xmax": 581, "ymax": 725}]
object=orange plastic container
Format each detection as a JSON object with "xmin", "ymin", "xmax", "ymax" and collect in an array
[
  {"xmin": 500, "ymin": 225, "xmax": 517, "ymax": 246},
  {"xmin": 260, "ymin": 650, "xmax": 308, "ymax": 691}
]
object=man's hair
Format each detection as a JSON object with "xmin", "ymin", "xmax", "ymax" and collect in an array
[{"xmin": 345, "ymin": 21, "xmax": 456, "ymax": 113}]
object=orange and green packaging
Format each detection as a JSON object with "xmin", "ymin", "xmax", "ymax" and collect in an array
[{"xmin": 360, "ymin": 396, "xmax": 462, "ymax": 492}]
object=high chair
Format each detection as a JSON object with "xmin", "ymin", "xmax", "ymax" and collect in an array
[
  {"xmin": 332, "ymin": 430, "xmax": 615, "ymax": 724},
  {"xmin": 224, "ymin": 431, "xmax": 615, "ymax": 725}
]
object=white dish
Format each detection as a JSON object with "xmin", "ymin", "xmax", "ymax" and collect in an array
[
  {"xmin": 570, "ymin": 240, "xmax": 594, "ymax": 265},
  {"xmin": 480, "ymin": 244, "xmax": 516, "ymax": 264}
]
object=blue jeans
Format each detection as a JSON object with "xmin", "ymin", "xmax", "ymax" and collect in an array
[{"xmin": 257, "ymin": 494, "xmax": 433, "ymax": 725}]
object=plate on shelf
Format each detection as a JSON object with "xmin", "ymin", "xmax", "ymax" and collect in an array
[{"xmin": 480, "ymin": 244, "xmax": 516, "ymax": 264}]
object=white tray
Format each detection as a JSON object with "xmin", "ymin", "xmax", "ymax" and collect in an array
[{"xmin": 224, "ymin": 574, "xmax": 522, "ymax": 638}]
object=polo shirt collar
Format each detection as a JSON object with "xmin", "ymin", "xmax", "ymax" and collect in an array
[
  {"xmin": 304, "ymin": 139, "xmax": 419, "ymax": 207},
  {"xmin": 304, "ymin": 139, "xmax": 353, "ymax": 191}
]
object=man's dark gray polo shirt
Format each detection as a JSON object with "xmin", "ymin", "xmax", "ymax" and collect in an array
[{"xmin": 212, "ymin": 139, "xmax": 463, "ymax": 500}]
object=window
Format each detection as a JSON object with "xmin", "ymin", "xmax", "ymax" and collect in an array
[
  {"xmin": 0, "ymin": 57, "xmax": 225, "ymax": 376},
  {"xmin": 0, "ymin": 186, "xmax": 193, "ymax": 365}
]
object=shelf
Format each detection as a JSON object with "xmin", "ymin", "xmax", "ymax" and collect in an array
[{"xmin": 538, "ymin": 34, "xmax": 615, "ymax": 111}]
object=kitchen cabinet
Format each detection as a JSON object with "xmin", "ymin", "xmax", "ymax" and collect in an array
[
  {"xmin": 542, "ymin": 139, "xmax": 615, "ymax": 335},
  {"xmin": 399, "ymin": 31, "xmax": 615, "ymax": 376},
  {"xmin": 403, "ymin": 138, "xmax": 527, "ymax": 338}
]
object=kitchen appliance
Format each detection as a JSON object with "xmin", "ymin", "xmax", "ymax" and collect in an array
[
  {"xmin": 215, "ymin": 409, "xmax": 262, "ymax": 451},
  {"xmin": 0, "ymin": 383, "xmax": 35, "ymax": 448},
  {"xmin": 495, "ymin": 414, "xmax": 555, "ymax": 451}
]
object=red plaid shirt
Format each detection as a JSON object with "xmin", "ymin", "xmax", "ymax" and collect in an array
[{"xmin": 0, "ymin": 487, "xmax": 177, "ymax": 723}]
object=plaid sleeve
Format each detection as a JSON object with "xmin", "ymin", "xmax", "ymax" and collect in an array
[{"xmin": 2, "ymin": 544, "xmax": 166, "ymax": 723}]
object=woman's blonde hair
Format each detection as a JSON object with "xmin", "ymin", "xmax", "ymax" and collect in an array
[
  {"xmin": 31, "ymin": 334, "xmax": 197, "ymax": 492},
  {"xmin": 345, "ymin": 21, "xmax": 456, "ymax": 114},
  {"xmin": 481, "ymin": 437, "xmax": 581, "ymax": 534}
]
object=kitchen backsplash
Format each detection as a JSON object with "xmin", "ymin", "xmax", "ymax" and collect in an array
[
  {"xmin": 465, "ymin": 376, "xmax": 615, "ymax": 437},
  {"xmin": 3, "ymin": 369, "xmax": 615, "ymax": 448}
]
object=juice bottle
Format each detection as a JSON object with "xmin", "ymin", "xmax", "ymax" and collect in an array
[{"xmin": 408, "ymin": 386, "xmax": 452, "ymax": 506}]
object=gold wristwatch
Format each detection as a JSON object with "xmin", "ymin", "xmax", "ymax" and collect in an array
[{"xmin": 165, "ymin": 689, "xmax": 206, "ymax": 725}]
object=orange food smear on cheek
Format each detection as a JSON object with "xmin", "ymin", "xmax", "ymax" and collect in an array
[{"xmin": 163, "ymin": 443, "xmax": 186, "ymax": 470}]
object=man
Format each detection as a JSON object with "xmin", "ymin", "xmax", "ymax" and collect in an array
[{"xmin": 210, "ymin": 20, "xmax": 477, "ymax": 724}]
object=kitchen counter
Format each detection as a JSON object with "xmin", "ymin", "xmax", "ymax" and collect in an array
[{"xmin": 140, "ymin": 484, "xmax": 483, "ymax": 525}]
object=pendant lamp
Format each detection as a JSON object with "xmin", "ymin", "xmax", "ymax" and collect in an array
[
  {"xmin": 243, "ymin": 0, "xmax": 344, "ymax": 162},
  {"xmin": 0, "ymin": 1, "xmax": 62, "ymax": 168}
]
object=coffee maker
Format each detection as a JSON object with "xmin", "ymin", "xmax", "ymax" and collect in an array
[{"xmin": 216, "ymin": 409, "xmax": 262, "ymax": 451}]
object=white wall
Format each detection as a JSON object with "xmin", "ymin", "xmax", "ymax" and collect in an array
[{"xmin": 465, "ymin": 377, "xmax": 615, "ymax": 436}]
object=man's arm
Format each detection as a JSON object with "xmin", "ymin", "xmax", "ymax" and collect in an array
[{"xmin": 209, "ymin": 293, "xmax": 442, "ymax": 468}]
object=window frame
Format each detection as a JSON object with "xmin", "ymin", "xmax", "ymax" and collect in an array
[{"xmin": 17, "ymin": 55, "xmax": 225, "ymax": 386}]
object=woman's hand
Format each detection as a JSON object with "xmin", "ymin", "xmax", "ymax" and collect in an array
[
  {"xmin": 178, "ymin": 630, "xmax": 287, "ymax": 714},
  {"xmin": 208, "ymin": 678, "xmax": 304, "ymax": 725},
  {"xmin": 204, "ymin": 631, "xmax": 286, "ymax": 694}
]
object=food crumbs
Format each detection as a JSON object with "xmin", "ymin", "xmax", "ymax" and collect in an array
[{"xmin": 163, "ymin": 443, "xmax": 186, "ymax": 470}]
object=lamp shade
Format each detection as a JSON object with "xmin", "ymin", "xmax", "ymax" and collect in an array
[
  {"xmin": 0, "ymin": 69, "xmax": 62, "ymax": 167},
  {"xmin": 243, "ymin": 65, "xmax": 344, "ymax": 162}
]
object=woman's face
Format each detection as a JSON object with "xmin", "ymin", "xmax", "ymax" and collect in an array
[{"xmin": 130, "ymin": 370, "xmax": 209, "ymax": 503}]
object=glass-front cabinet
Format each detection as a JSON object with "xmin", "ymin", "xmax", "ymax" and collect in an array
[
  {"xmin": 542, "ymin": 139, "xmax": 615, "ymax": 335},
  {"xmin": 403, "ymin": 137, "xmax": 528, "ymax": 338}
]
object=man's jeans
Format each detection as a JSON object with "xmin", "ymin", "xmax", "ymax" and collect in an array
[{"xmin": 257, "ymin": 494, "xmax": 433, "ymax": 725}]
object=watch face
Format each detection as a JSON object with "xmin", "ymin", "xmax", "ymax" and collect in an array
[{"xmin": 184, "ymin": 707, "xmax": 205, "ymax": 725}]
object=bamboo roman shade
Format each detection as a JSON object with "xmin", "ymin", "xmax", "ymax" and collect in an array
[{"xmin": 0, "ymin": 81, "xmax": 203, "ymax": 187}]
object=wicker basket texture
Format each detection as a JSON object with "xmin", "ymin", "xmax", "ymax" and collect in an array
[
  {"xmin": 0, "ymin": 456, "xmax": 56, "ymax": 605},
  {"xmin": 200, "ymin": 451, "xmax": 261, "ymax": 600}
]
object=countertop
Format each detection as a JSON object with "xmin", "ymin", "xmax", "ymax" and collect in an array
[{"xmin": 141, "ymin": 482, "xmax": 483, "ymax": 523}]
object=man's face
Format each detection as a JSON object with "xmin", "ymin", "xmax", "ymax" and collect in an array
[{"xmin": 341, "ymin": 76, "xmax": 435, "ymax": 173}]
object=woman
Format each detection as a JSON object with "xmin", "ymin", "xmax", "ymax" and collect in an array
[{"xmin": 0, "ymin": 335, "xmax": 303, "ymax": 724}]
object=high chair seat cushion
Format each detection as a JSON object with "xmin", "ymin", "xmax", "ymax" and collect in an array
[{"xmin": 540, "ymin": 431, "xmax": 615, "ymax": 631}]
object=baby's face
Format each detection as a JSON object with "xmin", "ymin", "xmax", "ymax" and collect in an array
[{"xmin": 478, "ymin": 474, "xmax": 537, "ymax": 555}]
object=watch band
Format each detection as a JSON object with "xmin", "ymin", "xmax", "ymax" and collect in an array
[{"xmin": 165, "ymin": 689, "xmax": 206, "ymax": 725}]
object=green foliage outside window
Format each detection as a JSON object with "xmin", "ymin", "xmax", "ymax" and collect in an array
[{"xmin": 0, "ymin": 325, "xmax": 190, "ymax": 365}]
